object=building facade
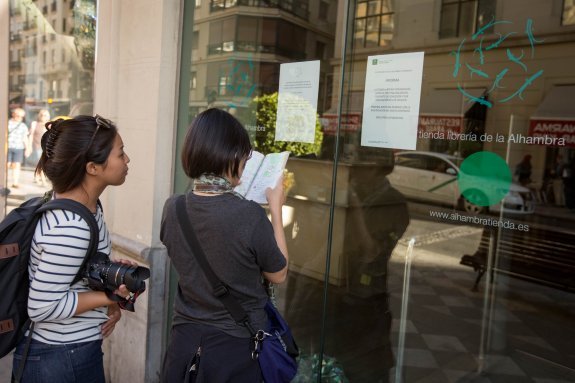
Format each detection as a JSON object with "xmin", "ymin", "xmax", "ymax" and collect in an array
[{"xmin": 2, "ymin": 0, "xmax": 575, "ymax": 382}]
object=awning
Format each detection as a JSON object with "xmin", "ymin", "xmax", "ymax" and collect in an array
[
  {"xmin": 418, "ymin": 88, "xmax": 485, "ymax": 135},
  {"xmin": 529, "ymin": 85, "xmax": 575, "ymax": 147}
]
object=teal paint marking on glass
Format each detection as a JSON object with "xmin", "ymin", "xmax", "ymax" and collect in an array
[
  {"xmin": 506, "ymin": 49, "xmax": 527, "ymax": 72},
  {"xmin": 472, "ymin": 17, "xmax": 512, "ymax": 40},
  {"xmin": 453, "ymin": 18, "xmax": 544, "ymax": 107},
  {"xmin": 465, "ymin": 63, "xmax": 490, "ymax": 78},
  {"xmin": 499, "ymin": 69, "xmax": 544, "ymax": 103},
  {"xmin": 487, "ymin": 68, "xmax": 509, "ymax": 93},
  {"xmin": 474, "ymin": 37, "xmax": 485, "ymax": 65},
  {"xmin": 485, "ymin": 32, "xmax": 516, "ymax": 51},
  {"xmin": 458, "ymin": 152, "xmax": 512, "ymax": 207},
  {"xmin": 451, "ymin": 39, "xmax": 465, "ymax": 77},
  {"xmin": 526, "ymin": 18, "xmax": 544, "ymax": 58},
  {"xmin": 457, "ymin": 85, "xmax": 493, "ymax": 107}
]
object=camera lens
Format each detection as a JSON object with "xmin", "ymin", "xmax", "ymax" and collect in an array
[{"xmin": 104, "ymin": 263, "xmax": 150, "ymax": 293}]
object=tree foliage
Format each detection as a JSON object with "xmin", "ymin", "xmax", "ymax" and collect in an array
[{"xmin": 248, "ymin": 93, "xmax": 323, "ymax": 156}]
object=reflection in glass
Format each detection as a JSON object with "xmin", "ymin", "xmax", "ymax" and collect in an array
[{"xmin": 7, "ymin": 0, "xmax": 97, "ymax": 211}]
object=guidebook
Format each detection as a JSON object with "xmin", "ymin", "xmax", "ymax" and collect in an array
[{"xmin": 234, "ymin": 151, "xmax": 290, "ymax": 204}]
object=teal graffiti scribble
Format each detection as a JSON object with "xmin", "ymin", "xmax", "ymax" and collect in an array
[
  {"xmin": 457, "ymin": 85, "xmax": 493, "ymax": 107},
  {"xmin": 465, "ymin": 63, "xmax": 490, "ymax": 78},
  {"xmin": 453, "ymin": 18, "xmax": 544, "ymax": 107},
  {"xmin": 499, "ymin": 69, "xmax": 544, "ymax": 102},
  {"xmin": 487, "ymin": 68, "xmax": 509, "ymax": 93},
  {"xmin": 472, "ymin": 17, "xmax": 512, "ymax": 40},
  {"xmin": 223, "ymin": 54, "xmax": 256, "ymax": 109},
  {"xmin": 474, "ymin": 37, "xmax": 485, "ymax": 65},
  {"xmin": 485, "ymin": 32, "xmax": 516, "ymax": 51},
  {"xmin": 506, "ymin": 49, "xmax": 527, "ymax": 72},
  {"xmin": 451, "ymin": 39, "xmax": 466, "ymax": 77},
  {"xmin": 526, "ymin": 19, "xmax": 544, "ymax": 58}
]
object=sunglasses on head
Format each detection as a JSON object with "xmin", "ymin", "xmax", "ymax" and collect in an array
[{"xmin": 86, "ymin": 114, "xmax": 113, "ymax": 151}]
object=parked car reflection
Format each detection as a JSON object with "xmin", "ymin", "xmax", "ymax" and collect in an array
[{"xmin": 387, "ymin": 151, "xmax": 535, "ymax": 214}]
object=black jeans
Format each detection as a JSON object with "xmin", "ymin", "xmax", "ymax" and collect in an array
[{"xmin": 161, "ymin": 322, "xmax": 261, "ymax": 383}]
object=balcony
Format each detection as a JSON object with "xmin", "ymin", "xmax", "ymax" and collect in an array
[
  {"xmin": 207, "ymin": 40, "xmax": 306, "ymax": 60},
  {"xmin": 9, "ymin": 61, "xmax": 22, "ymax": 69},
  {"xmin": 210, "ymin": 0, "xmax": 309, "ymax": 21}
]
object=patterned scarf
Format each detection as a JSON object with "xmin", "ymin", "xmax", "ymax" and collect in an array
[{"xmin": 192, "ymin": 174, "xmax": 244, "ymax": 199}]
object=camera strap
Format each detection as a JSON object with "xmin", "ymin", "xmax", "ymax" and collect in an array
[{"xmin": 175, "ymin": 195, "xmax": 256, "ymax": 336}]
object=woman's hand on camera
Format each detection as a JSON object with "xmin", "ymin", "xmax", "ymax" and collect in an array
[{"xmin": 102, "ymin": 303, "xmax": 121, "ymax": 338}]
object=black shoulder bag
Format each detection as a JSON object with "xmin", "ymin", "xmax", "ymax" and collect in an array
[{"xmin": 175, "ymin": 195, "xmax": 298, "ymax": 382}]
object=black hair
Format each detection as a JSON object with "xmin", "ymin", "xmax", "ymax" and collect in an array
[
  {"xmin": 35, "ymin": 115, "xmax": 118, "ymax": 193},
  {"xmin": 181, "ymin": 108, "xmax": 252, "ymax": 179}
]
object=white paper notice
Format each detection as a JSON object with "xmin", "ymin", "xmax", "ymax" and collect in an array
[
  {"xmin": 275, "ymin": 60, "xmax": 320, "ymax": 143},
  {"xmin": 361, "ymin": 52, "xmax": 424, "ymax": 150}
]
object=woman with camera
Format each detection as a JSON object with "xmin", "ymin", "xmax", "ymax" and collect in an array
[
  {"xmin": 160, "ymin": 108, "xmax": 288, "ymax": 382},
  {"xmin": 12, "ymin": 115, "xmax": 133, "ymax": 383}
]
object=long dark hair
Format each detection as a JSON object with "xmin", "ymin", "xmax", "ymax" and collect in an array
[
  {"xmin": 36, "ymin": 115, "xmax": 118, "ymax": 193},
  {"xmin": 181, "ymin": 108, "xmax": 252, "ymax": 179}
]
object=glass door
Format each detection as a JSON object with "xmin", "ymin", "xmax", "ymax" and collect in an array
[{"xmin": 175, "ymin": 1, "xmax": 575, "ymax": 381}]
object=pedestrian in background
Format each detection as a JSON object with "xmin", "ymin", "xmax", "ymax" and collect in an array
[
  {"xmin": 12, "ymin": 115, "xmax": 133, "ymax": 383},
  {"xmin": 514, "ymin": 154, "xmax": 532, "ymax": 187},
  {"xmin": 160, "ymin": 108, "xmax": 288, "ymax": 382},
  {"xmin": 27, "ymin": 109, "xmax": 51, "ymax": 185},
  {"xmin": 7, "ymin": 108, "xmax": 31, "ymax": 188}
]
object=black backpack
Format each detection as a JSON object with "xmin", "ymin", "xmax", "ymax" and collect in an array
[{"xmin": 0, "ymin": 194, "xmax": 99, "ymax": 359}]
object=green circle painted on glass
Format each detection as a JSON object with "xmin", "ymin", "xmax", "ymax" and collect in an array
[{"xmin": 457, "ymin": 151, "xmax": 512, "ymax": 207}]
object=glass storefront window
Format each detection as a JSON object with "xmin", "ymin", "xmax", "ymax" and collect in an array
[
  {"xmin": 174, "ymin": 0, "xmax": 575, "ymax": 382},
  {"xmin": 5, "ymin": 0, "xmax": 97, "ymax": 212}
]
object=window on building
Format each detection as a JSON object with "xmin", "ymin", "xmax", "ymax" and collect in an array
[
  {"xmin": 316, "ymin": 41, "xmax": 326, "ymax": 59},
  {"xmin": 563, "ymin": 0, "xmax": 575, "ymax": 25},
  {"xmin": 208, "ymin": 17, "xmax": 236, "ymax": 54},
  {"xmin": 354, "ymin": 0, "xmax": 394, "ymax": 48},
  {"xmin": 192, "ymin": 31, "xmax": 199, "ymax": 50},
  {"xmin": 439, "ymin": 0, "xmax": 496, "ymax": 39},
  {"xmin": 191, "ymin": 71, "xmax": 197, "ymax": 89},
  {"xmin": 237, "ymin": 16, "xmax": 259, "ymax": 52},
  {"xmin": 319, "ymin": 1, "xmax": 329, "ymax": 21},
  {"xmin": 277, "ymin": 20, "xmax": 306, "ymax": 58}
]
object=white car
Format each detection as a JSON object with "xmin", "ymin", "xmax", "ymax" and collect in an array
[{"xmin": 387, "ymin": 151, "xmax": 535, "ymax": 214}]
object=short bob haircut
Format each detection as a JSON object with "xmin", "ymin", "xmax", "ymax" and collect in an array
[
  {"xmin": 181, "ymin": 108, "xmax": 252, "ymax": 179},
  {"xmin": 36, "ymin": 115, "xmax": 118, "ymax": 194}
]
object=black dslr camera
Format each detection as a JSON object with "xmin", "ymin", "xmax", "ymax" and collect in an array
[{"xmin": 83, "ymin": 252, "xmax": 150, "ymax": 311}]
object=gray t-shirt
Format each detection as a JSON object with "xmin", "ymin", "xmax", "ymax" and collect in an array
[{"xmin": 161, "ymin": 192, "xmax": 286, "ymax": 338}]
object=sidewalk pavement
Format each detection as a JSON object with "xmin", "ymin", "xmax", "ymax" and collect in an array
[{"xmin": 5, "ymin": 168, "xmax": 52, "ymax": 212}]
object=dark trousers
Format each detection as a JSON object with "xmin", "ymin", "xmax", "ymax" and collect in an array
[{"xmin": 161, "ymin": 322, "xmax": 261, "ymax": 383}]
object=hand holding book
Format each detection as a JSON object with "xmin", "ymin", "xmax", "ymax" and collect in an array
[{"xmin": 234, "ymin": 151, "xmax": 290, "ymax": 204}]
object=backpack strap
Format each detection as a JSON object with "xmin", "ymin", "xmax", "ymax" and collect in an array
[
  {"xmin": 36, "ymin": 199, "xmax": 101, "ymax": 285},
  {"xmin": 12, "ymin": 199, "xmax": 101, "ymax": 382}
]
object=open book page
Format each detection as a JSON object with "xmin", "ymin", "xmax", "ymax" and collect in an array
[
  {"xmin": 233, "ymin": 151, "xmax": 265, "ymax": 196},
  {"xmin": 235, "ymin": 151, "xmax": 290, "ymax": 204}
]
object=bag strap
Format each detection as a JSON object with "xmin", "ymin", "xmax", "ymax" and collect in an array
[
  {"xmin": 36, "ymin": 198, "xmax": 101, "ymax": 285},
  {"xmin": 12, "ymin": 322, "xmax": 34, "ymax": 383},
  {"xmin": 8, "ymin": 121, "xmax": 23, "ymax": 134},
  {"xmin": 175, "ymin": 195, "xmax": 256, "ymax": 335}
]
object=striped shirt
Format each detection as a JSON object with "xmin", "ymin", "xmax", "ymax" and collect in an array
[{"xmin": 27, "ymin": 205, "xmax": 112, "ymax": 344}]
